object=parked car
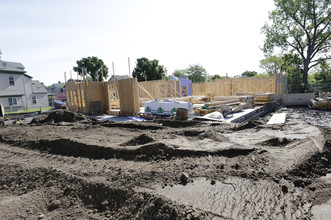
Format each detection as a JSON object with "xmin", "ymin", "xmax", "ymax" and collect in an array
[{"xmin": 53, "ymin": 100, "xmax": 66, "ymax": 109}]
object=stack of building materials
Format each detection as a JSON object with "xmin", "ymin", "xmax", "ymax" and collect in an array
[
  {"xmin": 310, "ymin": 96, "xmax": 331, "ymax": 110},
  {"xmin": 236, "ymin": 92, "xmax": 275, "ymax": 105},
  {"xmin": 144, "ymin": 99, "xmax": 194, "ymax": 116},
  {"xmin": 213, "ymin": 96, "xmax": 255, "ymax": 108},
  {"xmin": 194, "ymin": 100, "xmax": 243, "ymax": 115},
  {"xmin": 319, "ymin": 92, "xmax": 331, "ymax": 98},
  {"xmin": 254, "ymin": 93, "xmax": 275, "ymax": 104}
]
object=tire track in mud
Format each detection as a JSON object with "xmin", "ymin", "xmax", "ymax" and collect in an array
[{"xmin": 153, "ymin": 177, "xmax": 313, "ymax": 219}]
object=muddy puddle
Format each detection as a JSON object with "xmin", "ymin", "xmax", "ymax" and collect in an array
[{"xmin": 152, "ymin": 177, "xmax": 312, "ymax": 219}]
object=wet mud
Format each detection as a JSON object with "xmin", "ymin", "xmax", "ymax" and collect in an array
[{"xmin": 0, "ymin": 107, "xmax": 330, "ymax": 219}]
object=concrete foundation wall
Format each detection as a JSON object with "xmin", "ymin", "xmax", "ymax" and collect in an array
[{"xmin": 282, "ymin": 93, "xmax": 315, "ymax": 106}]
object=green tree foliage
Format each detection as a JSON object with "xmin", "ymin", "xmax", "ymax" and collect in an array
[
  {"xmin": 312, "ymin": 61, "xmax": 331, "ymax": 83},
  {"xmin": 259, "ymin": 56, "xmax": 282, "ymax": 76},
  {"xmin": 281, "ymin": 52, "xmax": 303, "ymax": 85},
  {"xmin": 186, "ymin": 64, "xmax": 207, "ymax": 82},
  {"xmin": 253, "ymin": 73, "xmax": 271, "ymax": 78},
  {"xmin": 262, "ymin": 0, "xmax": 331, "ymax": 84},
  {"xmin": 132, "ymin": 57, "xmax": 166, "ymax": 82},
  {"xmin": 73, "ymin": 56, "xmax": 108, "ymax": 81},
  {"xmin": 210, "ymin": 74, "xmax": 222, "ymax": 81},
  {"xmin": 241, "ymin": 70, "xmax": 258, "ymax": 77},
  {"xmin": 173, "ymin": 69, "xmax": 186, "ymax": 77}
]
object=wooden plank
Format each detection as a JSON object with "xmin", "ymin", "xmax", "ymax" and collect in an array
[
  {"xmin": 267, "ymin": 113, "xmax": 287, "ymax": 125},
  {"xmin": 118, "ymin": 78, "xmax": 139, "ymax": 112}
]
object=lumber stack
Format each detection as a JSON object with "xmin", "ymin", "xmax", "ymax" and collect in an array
[
  {"xmin": 310, "ymin": 97, "xmax": 331, "ymax": 110},
  {"xmin": 213, "ymin": 96, "xmax": 255, "ymax": 108},
  {"xmin": 254, "ymin": 93, "xmax": 275, "ymax": 104},
  {"xmin": 236, "ymin": 92, "xmax": 275, "ymax": 105},
  {"xmin": 194, "ymin": 100, "xmax": 244, "ymax": 115},
  {"xmin": 319, "ymin": 92, "xmax": 331, "ymax": 98}
]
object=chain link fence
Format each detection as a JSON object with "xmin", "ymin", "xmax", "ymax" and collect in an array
[{"xmin": 288, "ymin": 83, "xmax": 331, "ymax": 95}]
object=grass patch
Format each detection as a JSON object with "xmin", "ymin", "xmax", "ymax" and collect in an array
[{"xmin": 6, "ymin": 107, "xmax": 53, "ymax": 115}]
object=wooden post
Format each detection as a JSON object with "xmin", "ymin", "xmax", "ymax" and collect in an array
[
  {"xmin": 82, "ymin": 68, "xmax": 85, "ymax": 82},
  {"xmin": 112, "ymin": 62, "xmax": 115, "ymax": 80},
  {"xmin": 64, "ymin": 72, "xmax": 67, "ymax": 82},
  {"xmin": 101, "ymin": 66, "xmax": 104, "ymax": 82},
  {"xmin": 85, "ymin": 68, "xmax": 88, "ymax": 85},
  {"xmin": 275, "ymin": 73, "xmax": 278, "ymax": 95},
  {"xmin": 118, "ymin": 78, "xmax": 139, "ymax": 113},
  {"xmin": 128, "ymin": 57, "xmax": 131, "ymax": 77}
]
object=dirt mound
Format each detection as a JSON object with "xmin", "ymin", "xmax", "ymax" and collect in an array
[
  {"xmin": 199, "ymin": 130, "xmax": 228, "ymax": 142},
  {"xmin": 120, "ymin": 134, "xmax": 154, "ymax": 146},
  {"xmin": 260, "ymin": 137, "xmax": 291, "ymax": 147},
  {"xmin": 155, "ymin": 119, "xmax": 201, "ymax": 128},
  {"xmin": 286, "ymin": 139, "xmax": 331, "ymax": 187},
  {"xmin": 101, "ymin": 122, "xmax": 163, "ymax": 130},
  {"xmin": 30, "ymin": 109, "xmax": 92, "ymax": 124},
  {"xmin": 173, "ymin": 129, "xmax": 228, "ymax": 142},
  {"xmin": 175, "ymin": 129, "xmax": 204, "ymax": 137},
  {"xmin": 232, "ymin": 120, "xmax": 263, "ymax": 131}
]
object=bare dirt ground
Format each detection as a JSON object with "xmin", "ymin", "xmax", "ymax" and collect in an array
[{"xmin": 0, "ymin": 109, "xmax": 330, "ymax": 219}]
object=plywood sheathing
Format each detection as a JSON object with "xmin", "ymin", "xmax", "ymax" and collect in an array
[
  {"xmin": 118, "ymin": 78, "xmax": 139, "ymax": 113},
  {"xmin": 66, "ymin": 81, "xmax": 120, "ymax": 114},
  {"xmin": 191, "ymin": 76, "xmax": 287, "ymax": 97},
  {"xmin": 138, "ymin": 80, "xmax": 181, "ymax": 99}
]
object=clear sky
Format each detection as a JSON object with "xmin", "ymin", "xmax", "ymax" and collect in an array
[{"xmin": 1, "ymin": 0, "xmax": 275, "ymax": 86}]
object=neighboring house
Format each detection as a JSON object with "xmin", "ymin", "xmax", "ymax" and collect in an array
[
  {"xmin": 48, "ymin": 82, "xmax": 65, "ymax": 94},
  {"xmin": 47, "ymin": 82, "xmax": 66, "ymax": 105},
  {"xmin": 0, "ymin": 60, "xmax": 49, "ymax": 112}
]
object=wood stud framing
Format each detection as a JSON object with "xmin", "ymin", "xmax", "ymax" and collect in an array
[{"xmin": 66, "ymin": 76, "xmax": 287, "ymax": 114}]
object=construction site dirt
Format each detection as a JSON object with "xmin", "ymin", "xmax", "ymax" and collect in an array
[{"xmin": 0, "ymin": 109, "xmax": 330, "ymax": 219}]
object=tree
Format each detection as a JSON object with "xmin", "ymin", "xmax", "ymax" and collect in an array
[
  {"xmin": 253, "ymin": 73, "xmax": 271, "ymax": 78},
  {"xmin": 73, "ymin": 56, "xmax": 108, "ymax": 81},
  {"xmin": 173, "ymin": 69, "xmax": 186, "ymax": 77},
  {"xmin": 242, "ymin": 70, "xmax": 258, "ymax": 77},
  {"xmin": 132, "ymin": 57, "xmax": 166, "ymax": 82},
  {"xmin": 186, "ymin": 64, "xmax": 207, "ymax": 82},
  {"xmin": 259, "ymin": 56, "xmax": 282, "ymax": 76},
  {"xmin": 312, "ymin": 60, "xmax": 331, "ymax": 83},
  {"xmin": 281, "ymin": 52, "xmax": 303, "ymax": 85},
  {"xmin": 262, "ymin": 0, "xmax": 331, "ymax": 85},
  {"xmin": 210, "ymin": 74, "xmax": 222, "ymax": 81}
]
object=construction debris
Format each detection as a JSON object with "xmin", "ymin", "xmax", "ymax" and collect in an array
[
  {"xmin": 311, "ymin": 94, "xmax": 331, "ymax": 110},
  {"xmin": 267, "ymin": 113, "xmax": 287, "ymax": 125}
]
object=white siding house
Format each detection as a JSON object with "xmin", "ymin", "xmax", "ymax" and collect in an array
[{"xmin": 0, "ymin": 60, "xmax": 49, "ymax": 112}]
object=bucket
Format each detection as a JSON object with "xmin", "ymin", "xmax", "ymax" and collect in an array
[{"xmin": 175, "ymin": 108, "xmax": 189, "ymax": 120}]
